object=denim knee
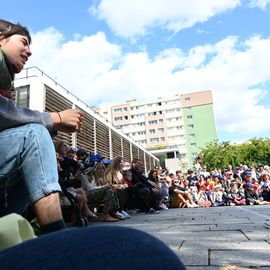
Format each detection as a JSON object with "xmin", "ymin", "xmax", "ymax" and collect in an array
[{"xmin": 0, "ymin": 124, "xmax": 61, "ymax": 208}]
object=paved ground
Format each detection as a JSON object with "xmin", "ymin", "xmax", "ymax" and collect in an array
[{"xmin": 92, "ymin": 205, "xmax": 270, "ymax": 270}]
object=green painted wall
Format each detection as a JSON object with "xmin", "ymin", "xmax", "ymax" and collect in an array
[{"xmin": 183, "ymin": 104, "xmax": 218, "ymax": 168}]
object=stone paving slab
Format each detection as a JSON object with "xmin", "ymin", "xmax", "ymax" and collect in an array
[
  {"xmin": 162, "ymin": 224, "xmax": 218, "ymax": 231},
  {"xmin": 173, "ymin": 241, "xmax": 270, "ymax": 267},
  {"xmin": 175, "ymin": 247, "xmax": 209, "ymax": 266},
  {"xmin": 211, "ymin": 249, "xmax": 270, "ymax": 267},
  {"xmin": 156, "ymin": 230, "xmax": 248, "ymax": 242},
  {"xmin": 181, "ymin": 240, "xmax": 270, "ymax": 250},
  {"xmin": 92, "ymin": 206, "xmax": 270, "ymax": 268}
]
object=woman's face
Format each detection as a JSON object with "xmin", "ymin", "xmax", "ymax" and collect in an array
[
  {"xmin": 119, "ymin": 160, "xmax": 125, "ymax": 170},
  {"xmin": 94, "ymin": 162, "xmax": 105, "ymax": 178},
  {"xmin": 0, "ymin": 34, "xmax": 31, "ymax": 72},
  {"xmin": 60, "ymin": 143, "xmax": 69, "ymax": 155}
]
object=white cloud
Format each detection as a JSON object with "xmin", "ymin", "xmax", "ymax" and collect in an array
[
  {"xmin": 248, "ymin": 0, "xmax": 270, "ymax": 9},
  {"xmin": 89, "ymin": 0, "xmax": 241, "ymax": 38},
  {"xmin": 28, "ymin": 28, "xmax": 122, "ymax": 101},
  {"xmin": 26, "ymin": 29, "xmax": 270, "ymax": 141}
]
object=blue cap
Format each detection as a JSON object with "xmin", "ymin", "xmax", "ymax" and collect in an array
[
  {"xmin": 102, "ymin": 159, "xmax": 112, "ymax": 165},
  {"xmin": 218, "ymin": 175, "xmax": 224, "ymax": 179},
  {"xmin": 246, "ymin": 182, "xmax": 254, "ymax": 188},
  {"xmin": 262, "ymin": 183, "xmax": 269, "ymax": 188},
  {"xmin": 212, "ymin": 173, "xmax": 219, "ymax": 177},
  {"xmin": 89, "ymin": 153, "xmax": 105, "ymax": 162}
]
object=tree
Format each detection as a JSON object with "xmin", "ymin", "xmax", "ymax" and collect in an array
[{"xmin": 199, "ymin": 138, "xmax": 270, "ymax": 170}]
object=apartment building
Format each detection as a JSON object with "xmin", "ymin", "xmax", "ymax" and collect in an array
[
  {"xmin": 13, "ymin": 67, "xmax": 159, "ymax": 171},
  {"xmin": 99, "ymin": 91, "xmax": 218, "ymax": 170}
]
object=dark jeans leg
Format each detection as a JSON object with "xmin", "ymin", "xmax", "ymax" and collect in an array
[
  {"xmin": 150, "ymin": 189, "xmax": 164, "ymax": 209},
  {"xmin": 0, "ymin": 226, "xmax": 186, "ymax": 270},
  {"xmin": 136, "ymin": 187, "xmax": 151, "ymax": 211}
]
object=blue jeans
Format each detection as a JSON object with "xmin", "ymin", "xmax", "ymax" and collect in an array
[
  {"xmin": 0, "ymin": 124, "xmax": 61, "ymax": 216},
  {"xmin": 0, "ymin": 226, "xmax": 186, "ymax": 270}
]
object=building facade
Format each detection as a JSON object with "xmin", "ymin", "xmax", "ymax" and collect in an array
[
  {"xmin": 98, "ymin": 91, "xmax": 218, "ymax": 170},
  {"xmin": 14, "ymin": 67, "xmax": 159, "ymax": 171}
]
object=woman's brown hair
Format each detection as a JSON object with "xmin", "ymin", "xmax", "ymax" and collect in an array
[{"xmin": 0, "ymin": 19, "xmax": 31, "ymax": 44}]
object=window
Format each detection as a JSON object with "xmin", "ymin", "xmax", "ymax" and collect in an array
[
  {"xmin": 189, "ymin": 133, "xmax": 195, "ymax": 138},
  {"xmin": 187, "ymin": 115, "xmax": 193, "ymax": 119},
  {"xmin": 114, "ymin": 116, "xmax": 123, "ymax": 121},
  {"xmin": 188, "ymin": 124, "xmax": 194, "ymax": 129},
  {"xmin": 159, "ymin": 119, "xmax": 164, "ymax": 123},
  {"xmin": 150, "ymin": 138, "xmax": 159, "ymax": 143},
  {"xmin": 131, "ymin": 113, "xmax": 144, "ymax": 119},
  {"xmin": 149, "ymin": 120, "xmax": 158, "ymax": 125},
  {"xmin": 191, "ymin": 152, "xmax": 198, "ymax": 158},
  {"xmin": 16, "ymin": 85, "xmax": 30, "ymax": 107},
  {"xmin": 160, "ymin": 137, "xmax": 165, "ymax": 141},
  {"xmin": 167, "ymin": 117, "xmax": 182, "ymax": 122},
  {"xmin": 158, "ymin": 128, "xmax": 164, "ymax": 133},
  {"xmin": 185, "ymin": 97, "xmax": 190, "ymax": 101},
  {"xmin": 136, "ymin": 139, "xmax": 147, "ymax": 145},
  {"xmin": 191, "ymin": 143, "xmax": 196, "ymax": 147},
  {"xmin": 149, "ymin": 129, "xmax": 155, "ymax": 134},
  {"xmin": 114, "ymin": 108, "xmax": 122, "ymax": 113},
  {"xmin": 168, "ymin": 135, "xmax": 183, "ymax": 140},
  {"xmin": 124, "ymin": 116, "xmax": 128, "ymax": 120}
]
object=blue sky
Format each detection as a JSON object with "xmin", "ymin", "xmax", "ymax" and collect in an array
[{"xmin": 1, "ymin": 0, "xmax": 270, "ymax": 142}]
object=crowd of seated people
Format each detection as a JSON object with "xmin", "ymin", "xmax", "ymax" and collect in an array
[
  {"xmin": 53, "ymin": 141, "xmax": 172, "ymax": 224},
  {"xmin": 52, "ymin": 140, "xmax": 270, "ymax": 225},
  {"xmin": 167, "ymin": 164, "xmax": 270, "ymax": 208}
]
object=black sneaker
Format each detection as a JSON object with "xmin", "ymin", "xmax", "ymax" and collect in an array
[{"xmin": 145, "ymin": 208, "xmax": 160, "ymax": 214}]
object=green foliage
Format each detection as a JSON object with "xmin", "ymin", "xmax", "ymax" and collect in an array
[{"xmin": 199, "ymin": 138, "xmax": 270, "ymax": 170}]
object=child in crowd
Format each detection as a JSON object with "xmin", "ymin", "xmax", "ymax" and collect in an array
[
  {"xmin": 212, "ymin": 184, "xmax": 226, "ymax": 207},
  {"xmin": 259, "ymin": 183, "xmax": 270, "ymax": 204},
  {"xmin": 193, "ymin": 183, "xmax": 211, "ymax": 207},
  {"xmin": 227, "ymin": 182, "xmax": 246, "ymax": 206},
  {"xmin": 244, "ymin": 182, "xmax": 261, "ymax": 205}
]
